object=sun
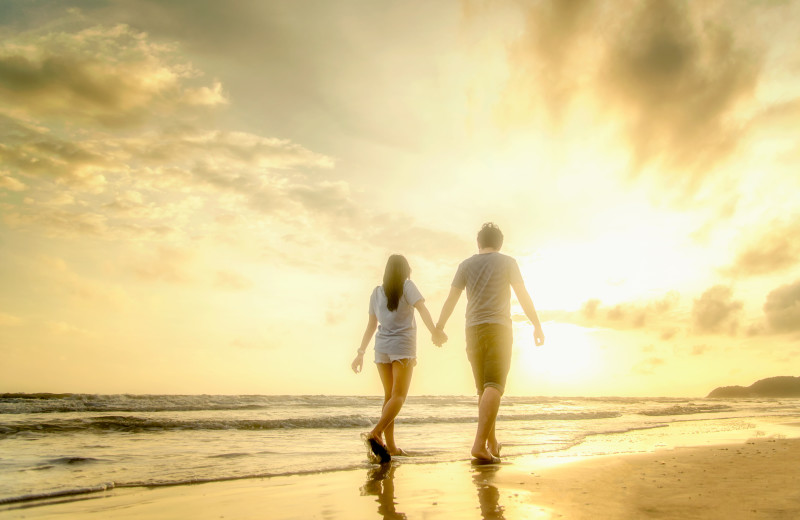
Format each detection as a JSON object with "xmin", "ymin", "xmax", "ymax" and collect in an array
[{"xmin": 513, "ymin": 322, "xmax": 603, "ymax": 392}]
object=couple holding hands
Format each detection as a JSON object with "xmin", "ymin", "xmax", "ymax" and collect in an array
[{"xmin": 351, "ymin": 223, "xmax": 545, "ymax": 464}]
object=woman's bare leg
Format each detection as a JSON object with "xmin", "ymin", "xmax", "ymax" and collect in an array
[
  {"xmin": 374, "ymin": 362, "xmax": 393, "ymax": 447},
  {"xmin": 370, "ymin": 360, "xmax": 414, "ymax": 453}
]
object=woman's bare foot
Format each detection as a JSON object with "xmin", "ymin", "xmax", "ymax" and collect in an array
[
  {"xmin": 388, "ymin": 448, "xmax": 408, "ymax": 456},
  {"xmin": 362, "ymin": 432, "xmax": 391, "ymax": 464}
]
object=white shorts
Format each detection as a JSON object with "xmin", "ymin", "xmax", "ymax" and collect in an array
[{"xmin": 374, "ymin": 352, "xmax": 417, "ymax": 366}]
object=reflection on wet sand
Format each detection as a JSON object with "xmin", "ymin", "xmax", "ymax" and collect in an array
[
  {"xmin": 360, "ymin": 463, "xmax": 407, "ymax": 520},
  {"xmin": 472, "ymin": 463, "xmax": 506, "ymax": 520}
]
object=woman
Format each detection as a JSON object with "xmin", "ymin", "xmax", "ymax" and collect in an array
[{"xmin": 352, "ymin": 254, "xmax": 446, "ymax": 463}]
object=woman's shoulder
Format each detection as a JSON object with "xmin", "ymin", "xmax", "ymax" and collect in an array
[{"xmin": 403, "ymin": 279, "xmax": 424, "ymax": 303}]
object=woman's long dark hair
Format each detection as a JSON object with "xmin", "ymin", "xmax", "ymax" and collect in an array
[{"xmin": 382, "ymin": 254, "xmax": 411, "ymax": 312}]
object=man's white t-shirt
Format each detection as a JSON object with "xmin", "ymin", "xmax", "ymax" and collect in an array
[
  {"xmin": 369, "ymin": 279, "xmax": 424, "ymax": 357},
  {"xmin": 452, "ymin": 252, "xmax": 523, "ymax": 329}
]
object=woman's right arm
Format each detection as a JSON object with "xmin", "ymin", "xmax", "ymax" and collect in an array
[
  {"xmin": 352, "ymin": 313, "xmax": 378, "ymax": 374},
  {"xmin": 415, "ymin": 300, "xmax": 447, "ymax": 346}
]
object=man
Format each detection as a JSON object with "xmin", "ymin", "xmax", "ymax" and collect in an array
[{"xmin": 435, "ymin": 222, "xmax": 545, "ymax": 462}]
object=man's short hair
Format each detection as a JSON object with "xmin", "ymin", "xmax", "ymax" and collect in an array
[{"xmin": 477, "ymin": 222, "xmax": 503, "ymax": 249}]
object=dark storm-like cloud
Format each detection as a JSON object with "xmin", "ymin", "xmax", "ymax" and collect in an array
[
  {"xmin": 692, "ymin": 285, "xmax": 743, "ymax": 334},
  {"xmin": 500, "ymin": 0, "xmax": 596, "ymax": 123},
  {"xmin": 600, "ymin": 0, "xmax": 761, "ymax": 183},
  {"xmin": 496, "ymin": 0, "xmax": 763, "ymax": 195},
  {"xmin": 763, "ymin": 280, "xmax": 800, "ymax": 333}
]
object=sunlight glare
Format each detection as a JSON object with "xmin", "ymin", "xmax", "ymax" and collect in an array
[{"xmin": 516, "ymin": 322, "xmax": 602, "ymax": 388}]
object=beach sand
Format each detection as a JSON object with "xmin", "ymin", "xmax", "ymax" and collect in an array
[{"xmin": 3, "ymin": 437, "xmax": 799, "ymax": 519}]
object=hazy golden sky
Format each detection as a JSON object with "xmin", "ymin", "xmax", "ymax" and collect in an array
[{"xmin": 1, "ymin": 1, "xmax": 799, "ymax": 396}]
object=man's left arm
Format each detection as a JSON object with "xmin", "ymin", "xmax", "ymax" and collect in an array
[{"xmin": 511, "ymin": 280, "xmax": 545, "ymax": 346}]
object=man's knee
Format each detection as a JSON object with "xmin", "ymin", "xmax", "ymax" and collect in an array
[{"xmin": 483, "ymin": 383, "xmax": 504, "ymax": 396}]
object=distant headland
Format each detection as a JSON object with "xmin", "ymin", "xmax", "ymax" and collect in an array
[{"xmin": 707, "ymin": 376, "xmax": 800, "ymax": 398}]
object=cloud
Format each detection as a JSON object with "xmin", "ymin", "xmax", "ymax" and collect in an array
[
  {"xmin": 0, "ymin": 21, "xmax": 466, "ymax": 265},
  {"xmin": 365, "ymin": 220, "xmax": 469, "ymax": 263},
  {"xmin": 46, "ymin": 321, "xmax": 96, "ymax": 337},
  {"xmin": 724, "ymin": 218, "xmax": 800, "ymax": 277},
  {"xmin": 692, "ymin": 285, "xmax": 743, "ymax": 334},
  {"xmin": 0, "ymin": 24, "xmax": 226, "ymax": 128},
  {"xmin": 632, "ymin": 356, "xmax": 665, "ymax": 375},
  {"xmin": 0, "ymin": 312, "xmax": 22, "ymax": 326},
  {"xmin": 130, "ymin": 246, "xmax": 193, "ymax": 283},
  {"xmin": 498, "ymin": 0, "xmax": 597, "ymax": 124},
  {"xmin": 214, "ymin": 270, "xmax": 253, "ymax": 291},
  {"xmin": 0, "ymin": 115, "xmax": 111, "ymax": 188},
  {"xmin": 3, "ymin": 207, "xmax": 109, "ymax": 238},
  {"xmin": 599, "ymin": 0, "xmax": 761, "ymax": 184},
  {"xmin": 0, "ymin": 172, "xmax": 26, "ymax": 191},
  {"xmin": 541, "ymin": 292, "xmax": 680, "ymax": 331},
  {"xmin": 660, "ymin": 327, "xmax": 679, "ymax": 341},
  {"xmin": 494, "ymin": 0, "xmax": 762, "ymax": 196},
  {"xmin": 763, "ymin": 280, "xmax": 800, "ymax": 332},
  {"xmin": 581, "ymin": 298, "xmax": 601, "ymax": 319},
  {"xmin": 34, "ymin": 255, "xmax": 129, "ymax": 307}
]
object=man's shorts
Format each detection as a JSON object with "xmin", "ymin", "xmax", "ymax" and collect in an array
[
  {"xmin": 374, "ymin": 352, "xmax": 417, "ymax": 367},
  {"xmin": 466, "ymin": 323, "xmax": 512, "ymax": 394}
]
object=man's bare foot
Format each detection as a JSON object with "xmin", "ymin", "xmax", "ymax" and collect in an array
[
  {"xmin": 488, "ymin": 440, "xmax": 502, "ymax": 458},
  {"xmin": 471, "ymin": 446, "xmax": 499, "ymax": 462}
]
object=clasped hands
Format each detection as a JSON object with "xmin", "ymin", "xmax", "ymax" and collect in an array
[{"xmin": 432, "ymin": 327, "xmax": 447, "ymax": 347}]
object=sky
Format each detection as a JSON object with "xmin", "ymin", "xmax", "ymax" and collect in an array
[{"xmin": 1, "ymin": 0, "xmax": 799, "ymax": 397}]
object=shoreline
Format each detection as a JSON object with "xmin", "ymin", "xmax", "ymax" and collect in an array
[{"xmin": 4, "ymin": 435, "xmax": 800, "ymax": 519}]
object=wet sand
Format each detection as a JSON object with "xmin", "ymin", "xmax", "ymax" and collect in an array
[{"xmin": 3, "ymin": 437, "xmax": 799, "ymax": 519}]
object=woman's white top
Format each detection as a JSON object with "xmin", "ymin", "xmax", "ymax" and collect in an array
[{"xmin": 369, "ymin": 279, "xmax": 423, "ymax": 356}]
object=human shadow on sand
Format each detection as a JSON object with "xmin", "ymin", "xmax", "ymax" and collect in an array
[
  {"xmin": 360, "ymin": 463, "xmax": 407, "ymax": 520},
  {"xmin": 472, "ymin": 463, "xmax": 506, "ymax": 520}
]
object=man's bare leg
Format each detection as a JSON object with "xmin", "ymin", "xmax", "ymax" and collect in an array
[
  {"xmin": 487, "ymin": 421, "xmax": 501, "ymax": 458},
  {"xmin": 476, "ymin": 391, "xmax": 500, "ymax": 457},
  {"xmin": 472, "ymin": 386, "xmax": 501, "ymax": 461}
]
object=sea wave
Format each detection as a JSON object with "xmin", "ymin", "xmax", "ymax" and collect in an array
[
  {"xmin": 0, "ymin": 393, "xmax": 685, "ymax": 415},
  {"xmin": 639, "ymin": 404, "xmax": 733, "ymax": 416},
  {"xmin": 0, "ymin": 394, "xmax": 274, "ymax": 414},
  {"xmin": 0, "ymin": 411, "xmax": 623, "ymax": 437}
]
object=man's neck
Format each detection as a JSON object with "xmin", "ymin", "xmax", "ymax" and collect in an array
[{"xmin": 478, "ymin": 247, "xmax": 499, "ymax": 254}]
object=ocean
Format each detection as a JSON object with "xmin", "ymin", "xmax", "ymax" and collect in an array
[{"xmin": 1, "ymin": 394, "xmax": 799, "ymax": 506}]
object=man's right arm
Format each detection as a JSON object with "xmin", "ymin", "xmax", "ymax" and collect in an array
[{"xmin": 436, "ymin": 286, "xmax": 462, "ymax": 331}]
